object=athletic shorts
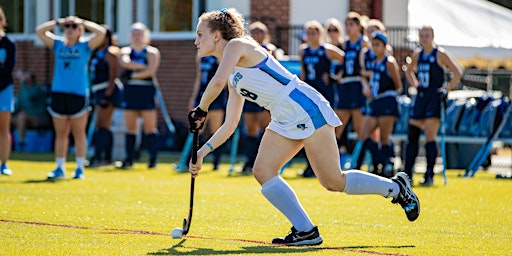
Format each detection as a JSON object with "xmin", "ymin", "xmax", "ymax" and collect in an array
[
  {"xmin": 48, "ymin": 92, "xmax": 89, "ymax": 118},
  {"xmin": 243, "ymin": 100, "xmax": 265, "ymax": 113},
  {"xmin": 335, "ymin": 81, "xmax": 366, "ymax": 110},
  {"xmin": 0, "ymin": 84, "xmax": 14, "ymax": 112},
  {"xmin": 266, "ymin": 79, "xmax": 342, "ymax": 140},
  {"xmin": 410, "ymin": 89, "xmax": 442, "ymax": 119},
  {"xmin": 368, "ymin": 96, "xmax": 400, "ymax": 118},
  {"xmin": 91, "ymin": 81, "xmax": 122, "ymax": 108},
  {"xmin": 121, "ymin": 81, "xmax": 156, "ymax": 110}
]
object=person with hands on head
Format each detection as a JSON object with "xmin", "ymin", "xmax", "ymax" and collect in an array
[
  {"xmin": 36, "ymin": 16, "xmax": 106, "ymax": 179},
  {"xmin": 403, "ymin": 25, "xmax": 462, "ymax": 186},
  {"xmin": 188, "ymin": 8, "xmax": 420, "ymax": 246},
  {"xmin": 118, "ymin": 22, "xmax": 161, "ymax": 169}
]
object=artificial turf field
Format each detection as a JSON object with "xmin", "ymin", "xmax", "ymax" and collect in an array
[{"xmin": 1, "ymin": 153, "xmax": 511, "ymax": 256}]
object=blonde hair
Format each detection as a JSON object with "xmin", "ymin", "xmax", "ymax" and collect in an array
[
  {"xmin": 367, "ymin": 19, "xmax": 386, "ymax": 32},
  {"xmin": 198, "ymin": 8, "xmax": 245, "ymax": 40},
  {"xmin": 420, "ymin": 25, "xmax": 435, "ymax": 37},
  {"xmin": 0, "ymin": 7, "xmax": 6, "ymax": 30},
  {"xmin": 249, "ymin": 21, "xmax": 270, "ymax": 43},
  {"xmin": 304, "ymin": 20, "xmax": 326, "ymax": 44},
  {"xmin": 130, "ymin": 22, "xmax": 151, "ymax": 44},
  {"xmin": 324, "ymin": 18, "xmax": 343, "ymax": 44}
]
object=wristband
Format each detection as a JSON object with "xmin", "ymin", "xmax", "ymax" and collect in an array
[{"xmin": 205, "ymin": 142, "xmax": 214, "ymax": 152}]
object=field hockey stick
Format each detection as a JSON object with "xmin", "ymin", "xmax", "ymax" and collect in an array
[
  {"xmin": 349, "ymin": 139, "xmax": 363, "ymax": 169},
  {"xmin": 466, "ymin": 104, "xmax": 512, "ymax": 177},
  {"xmin": 440, "ymin": 101, "xmax": 447, "ymax": 185},
  {"xmin": 182, "ymin": 131, "xmax": 198, "ymax": 236},
  {"xmin": 175, "ymin": 133, "xmax": 194, "ymax": 172},
  {"xmin": 153, "ymin": 78, "xmax": 176, "ymax": 134},
  {"xmin": 86, "ymin": 109, "xmax": 97, "ymax": 158},
  {"xmin": 228, "ymin": 124, "xmax": 241, "ymax": 176}
]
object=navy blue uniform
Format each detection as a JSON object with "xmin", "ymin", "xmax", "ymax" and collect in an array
[
  {"xmin": 368, "ymin": 56, "xmax": 399, "ymax": 117},
  {"xmin": 90, "ymin": 47, "xmax": 120, "ymax": 107},
  {"xmin": 0, "ymin": 35, "xmax": 15, "ymax": 112},
  {"xmin": 196, "ymin": 56, "xmax": 227, "ymax": 111},
  {"xmin": 121, "ymin": 47, "xmax": 156, "ymax": 110},
  {"xmin": 410, "ymin": 48, "xmax": 445, "ymax": 119},
  {"xmin": 337, "ymin": 36, "xmax": 366, "ymax": 109},
  {"xmin": 302, "ymin": 45, "xmax": 335, "ymax": 105}
]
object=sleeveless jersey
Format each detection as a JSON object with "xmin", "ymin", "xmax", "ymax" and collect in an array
[
  {"xmin": 363, "ymin": 48, "xmax": 377, "ymax": 72},
  {"xmin": 229, "ymin": 55, "xmax": 296, "ymax": 109},
  {"xmin": 369, "ymin": 56, "xmax": 395, "ymax": 97},
  {"xmin": 416, "ymin": 48, "xmax": 444, "ymax": 90},
  {"xmin": 199, "ymin": 56, "xmax": 218, "ymax": 94},
  {"xmin": 89, "ymin": 47, "xmax": 109, "ymax": 84},
  {"xmin": 51, "ymin": 39, "xmax": 92, "ymax": 96},
  {"xmin": 122, "ymin": 47, "xmax": 152, "ymax": 81},
  {"xmin": 0, "ymin": 35, "xmax": 15, "ymax": 91},
  {"xmin": 301, "ymin": 45, "xmax": 331, "ymax": 88},
  {"xmin": 342, "ymin": 36, "xmax": 363, "ymax": 77}
]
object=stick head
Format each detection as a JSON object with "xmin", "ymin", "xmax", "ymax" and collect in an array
[{"xmin": 182, "ymin": 218, "xmax": 190, "ymax": 235}]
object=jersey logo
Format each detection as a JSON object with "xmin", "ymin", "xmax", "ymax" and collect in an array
[
  {"xmin": 232, "ymin": 72, "xmax": 243, "ymax": 88},
  {"xmin": 297, "ymin": 123, "xmax": 307, "ymax": 130}
]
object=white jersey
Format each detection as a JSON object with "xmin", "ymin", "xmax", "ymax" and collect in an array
[{"xmin": 229, "ymin": 55, "xmax": 342, "ymax": 139}]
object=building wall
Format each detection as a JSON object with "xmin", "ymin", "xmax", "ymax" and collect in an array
[{"xmin": 383, "ymin": 0, "xmax": 408, "ymax": 27}]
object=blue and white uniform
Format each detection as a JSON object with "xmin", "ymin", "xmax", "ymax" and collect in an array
[
  {"xmin": 229, "ymin": 55, "xmax": 341, "ymax": 140},
  {"xmin": 196, "ymin": 56, "xmax": 226, "ymax": 111},
  {"xmin": 302, "ymin": 45, "xmax": 335, "ymax": 105},
  {"xmin": 48, "ymin": 38, "xmax": 92, "ymax": 117},
  {"xmin": 89, "ymin": 47, "xmax": 120, "ymax": 107},
  {"xmin": 0, "ymin": 35, "xmax": 15, "ymax": 112},
  {"xmin": 368, "ymin": 56, "xmax": 399, "ymax": 117},
  {"xmin": 121, "ymin": 47, "xmax": 156, "ymax": 110},
  {"xmin": 410, "ymin": 48, "xmax": 445, "ymax": 119},
  {"xmin": 337, "ymin": 36, "xmax": 366, "ymax": 109}
]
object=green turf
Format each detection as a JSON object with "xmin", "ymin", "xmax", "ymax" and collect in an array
[{"xmin": 1, "ymin": 153, "xmax": 511, "ymax": 255}]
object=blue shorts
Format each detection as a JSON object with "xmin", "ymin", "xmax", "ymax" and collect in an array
[
  {"xmin": 336, "ymin": 81, "xmax": 366, "ymax": 109},
  {"xmin": 243, "ymin": 100, "xmax": 265, "ymax": 113},
  {"xmin": 92, "ymin": 85, "xmax": 121, "ymax": 108},
  {"xmin": 0, "ymin": 84, "xmax": 14, "ymax": 112},
  {"xmin": 410, "ymin": 89, "xmax": 442, "ymax": 119},
  {"xmin": 368, "ymin": 96, "xmax": 400, "ymax": 118},
  {"xmin": 121, "ymin": 83, "xmax": 156, "ymax": 110}
]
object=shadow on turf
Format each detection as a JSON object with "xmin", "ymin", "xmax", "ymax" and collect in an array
[{"xmin": 148, "ymin": 239, "xmax": 415, "ymax": 255}]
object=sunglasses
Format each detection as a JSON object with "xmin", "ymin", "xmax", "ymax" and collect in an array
[{"xmin": 64, "ymin": 24, "xmax": 78, "ymax": 29}]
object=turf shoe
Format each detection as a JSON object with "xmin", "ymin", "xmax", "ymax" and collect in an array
[
  {"xmin": 272, "ymin": 226, "xmax": 323, "ymax": 246},
  {"xmin": 1, "ymin": 164, "xmax": 12, "ymax": 176},
  {"xmin": 391, "ymin": 172, "xmax": 420, "ymax": 221},
  {"xmin": 47, "ymin": 167, "xmax": 65, "ymax": 180},
  {"xmin": 73, "ymin": 168, "xmax": 85, "ymax": 179}
]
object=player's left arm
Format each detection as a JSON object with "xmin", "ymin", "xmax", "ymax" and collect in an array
[
  {"xmin": 387, "ymin": 55, "xmax": 403, "ymax": 92},
  {"xmin": 197, "ymin": 39, "xmax": 243, "ymax": 111},
  {"xmin": 84, "ymin": 20, "xmax": 107, "ymax": 50},
  {"xmin": 438, "ymin": 48, "xmax": 463, "ymax": 91},
  {"xmin": 131, "ymin": 46, "xmax": 161, "ymax": 80}
]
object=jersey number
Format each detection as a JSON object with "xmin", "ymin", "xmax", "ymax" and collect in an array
[
  {"xmin": 240, "ymin": 88, "xmax": 258, "ymax": 100},
  {"xmin": 307, "ymin": 63, "xmax": 316, "ymax": 81},
  {"xmin": 418, "ymin": 71, "xmax": 430, "ymax": 88}
]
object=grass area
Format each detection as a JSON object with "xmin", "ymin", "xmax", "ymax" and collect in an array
[{"xmin": 1, "ymin": 153, "xmax": 511, "ymax": 255}]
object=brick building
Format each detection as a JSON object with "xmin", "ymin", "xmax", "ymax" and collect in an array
[{"xmin": 6, "ymin": 0, "xmax": 383, "ymax": 125}]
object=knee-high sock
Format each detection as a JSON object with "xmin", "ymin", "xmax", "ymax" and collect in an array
[
  {"xmin": 145, "ymin": 133, "xmax": 159, "ymax": 161},
  {"xmin": 125, "ymin": 133, "xmax": 136, "ymax": 162},
  {"xmin": 425, "ymin": 141, "xmax": 437, "ymax": 176},
  {"xmin": 104, "ymin": 129, "xmax": 113, "ymax": 162},
  {"xmin": 404, "ymin": 125, "xmax": 421, "ymax": 177},
  {"xmin": 261, "ymin": 176, "xmax": 314, "ymax": 232},
  {"xmin": 343, "ymin": 170, "xmax": 399, "ymax": 198},
  {"xmin": 244, "ymin": 136, "xmax": 259, "ymax": 168},
  {"xmin": 381, "ymin": 142, "xmax": 394, "ymax": 164},
  {"xmin": 94, "ymin": 128, "xmax": 110, "ymax": 160}
]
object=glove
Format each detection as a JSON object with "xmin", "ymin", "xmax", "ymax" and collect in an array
[
  {"xmin": 188, "ymin": 107, "xmax": 208, "ymax": 132},
  {"xmin": 99, "ymin": 95, "xmax": 112, "ymax": 108}
]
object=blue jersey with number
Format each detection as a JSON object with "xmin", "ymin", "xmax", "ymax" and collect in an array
[
  {"xmin": 52, "ymin": 39, "xmax": 92, "ymax": 96},
  {"xmin": 370, "ymin": 56, "xmax": 395, "ymax": 97},
  {"xmin": 364, "ymin": 48, "xmax": 377, "ymax": 72},
  {"xmin": 342, "ymin": 36, "xmax": 363, "ymax": 77},
  {"xmin": 302, "ymin": 45, "xmax": 331, "ymax": 88},
  {"xmin": 416, "ymin": 48, "xmax": 444, "ymax": 90},
  {"xmin": 89, "ymin": 47, "xmax": 109, "ymax": 84}
]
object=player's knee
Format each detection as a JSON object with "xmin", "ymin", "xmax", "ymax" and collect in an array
[
  {"xmin": 318, "ymin": 173, "xmax": 344, "ymax": 192},
  {"xmin": 407, "ymin": 124, "xmax": 422, "ymax": 144}
]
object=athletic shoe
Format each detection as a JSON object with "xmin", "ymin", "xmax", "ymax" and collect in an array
[
  {"xmin": 391, "ymin": 172, "xmax": 420, "ymax": 221},
  {"xmin": 119, "ymin": 160, "xmax": 133, "ymax": 170},
  {"xmin": 47, "ymin": 167, "xmax": 65, "ymax": 180},
  {"xmin": 420, "ymin": 175, "xmax": 434, "ymax": 187},
  {"xmin": 272, "ymin": 226, "xmax": 323, "ymax": 246},
  {"xmin": 73, "ymin": 168, "xmax": 85, "ymax": 179},
  {"xmin": 1, "ymin": 165, "xmax": 12, "ymax": 176},
  {"xmin": 148, "ymin": 158, "xmax": 157, "ymax": 169}
]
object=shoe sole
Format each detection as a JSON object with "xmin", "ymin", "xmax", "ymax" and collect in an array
[{"xmin": 275, "ymin": 236, "xmax": 323, "ymax": 246}]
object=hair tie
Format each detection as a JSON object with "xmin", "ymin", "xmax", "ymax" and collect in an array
[{"xmin": 220, "ymin": 8, "xmax": 228, "ymax": 13}]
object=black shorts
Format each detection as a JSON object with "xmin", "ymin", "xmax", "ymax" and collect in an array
[
  {"xmin": 121, "ymin": 84, "xmax": 156, "ymax": 110},
  {"xmin": 410, "ymin": 89, "xmax": 442, "ymax": 119},
  {"xmin": 48, "ymin": 92, "xmax": 89, "ymax": 117}
]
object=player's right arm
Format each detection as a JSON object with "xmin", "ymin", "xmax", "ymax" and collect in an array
[{"xmin": 36, "ymin": 20, "xmax": 60, "ymax": 49}]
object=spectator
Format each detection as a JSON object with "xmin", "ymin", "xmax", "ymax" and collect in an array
[
  {"xmin": 12, "ymin": 71, "xmax": 51, "ymax": 151},
  {"xmin": 0, "ymin": 7, "xmax": 15, "ymax": 176},
  {"xmin": 36, "ymin": 16, "xmax": 106, "ymax": 179}
]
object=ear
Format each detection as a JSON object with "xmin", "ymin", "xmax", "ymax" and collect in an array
[{"xmin": 214, "ymin": 30, "xmax": 222, "ymax": 42}]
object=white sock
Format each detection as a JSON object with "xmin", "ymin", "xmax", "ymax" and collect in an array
[
  {"xmin": 343, "ymin": 170, "xmax": 399, "ymax": 198},
  {"xmin": 76, "ymin": 157, "xmax": 85, "ymax": 170},
  {"xmin": 56, "ymin": 158, "xmax": 66, "ymax": 169},
  {"xmin": 261, "ymin": 176, "xmax": 314, "ymax": 232}
]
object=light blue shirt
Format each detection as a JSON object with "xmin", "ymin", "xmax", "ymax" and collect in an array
[{"xmin": 51, "ymin": 39, "xmax": 92, "ymax": 96}]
